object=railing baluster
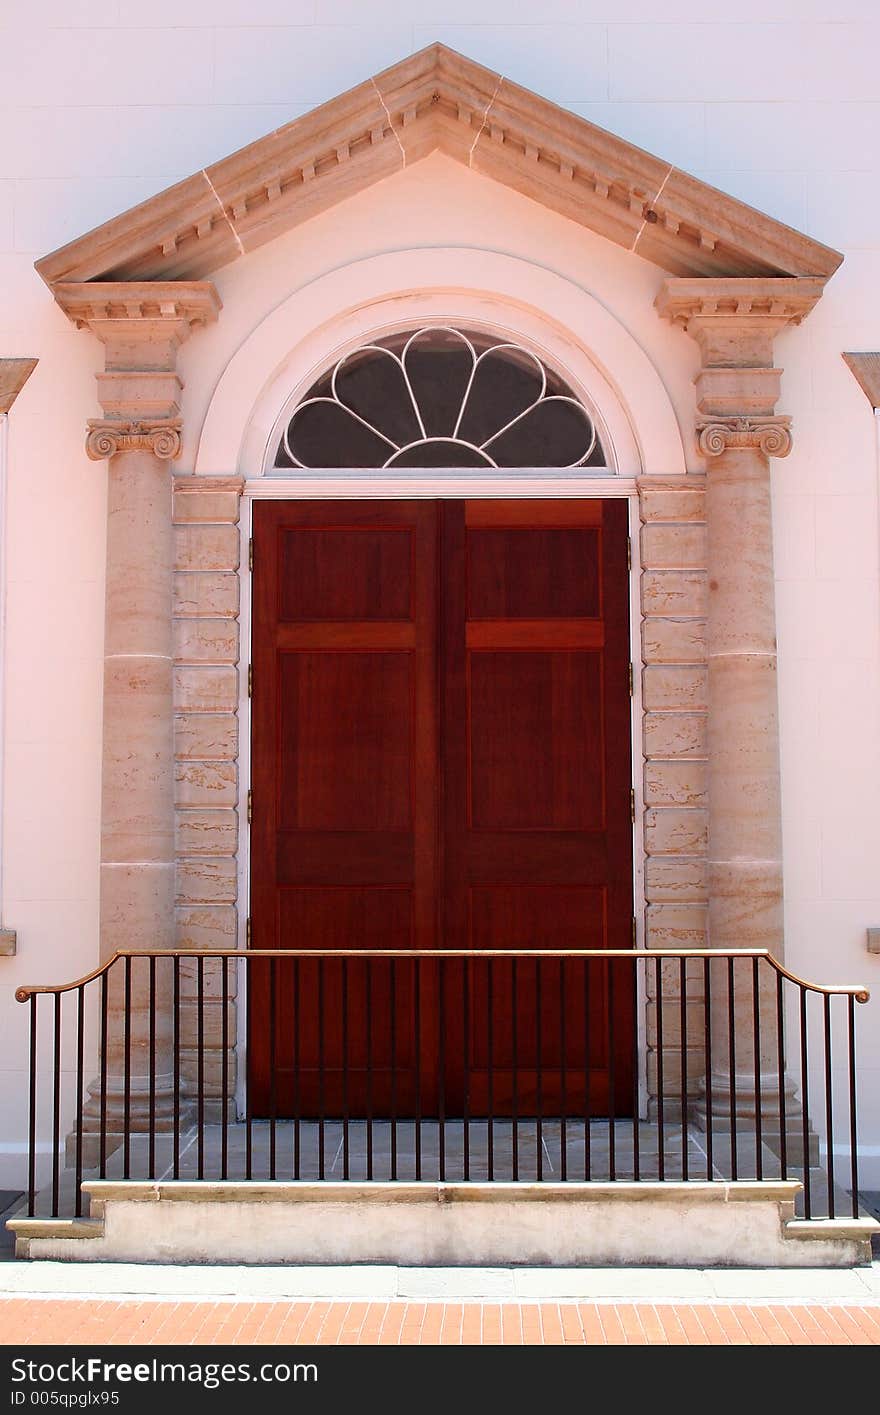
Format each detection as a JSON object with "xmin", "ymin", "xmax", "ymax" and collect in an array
[
  {"xmin": 173, "ymin": 957, "xmax": 180, "ymax": 1180},
  {"xmin": 800, "ymin": 984, "xmax": 811, "ymax": 1220},
  {"xmin": 536, "ymin": 956, "xmax": 543, "ymax": 1183},
  {"xmin": 293, "ymin": 956, "xmax": 300, "ymax": 1181},
  {"xmin": 704, "ymin": 957, "xmax": 713, "ymax": 1181},
  {"xmin": 100, "ymin": 972, "xmax": 108, "ymax": 1180},
  {"xmin": 823, "ymin": 992, "xmax": 834, "ymax": 1219},
  {"xmin": 245, "ymin": 955, "xmax": 252, "ymax": 1182},
  {"xmin": 848, "ymin": 994, "xmax": 859, "ymax": 1220},
  {"xmin": 583, "ymin": 954, "xmax": 591, "ymax": 1181},
  {"xmin": 390, "ymin": 959, "xmax": 397, "ymax": 1182},
  {"xmin": 318, "ymin": 957, "xmax": 325, "ymax": 1182},
  {"xmin": 197, "ymin": 954, "xmax": 205, "ymax": 1182},
  {"xmin": 342, "ymin": 957, "xmax": 349, "ymax": 1182},
  {"xmin": 123, "ymin": 956, "xmax": 131, "ymax": 1181},
  {"xmin": 680, "ymin": 956, "xmax": 688, "ymax": 1183},
  {"xmin": 268, "ymin": 956, "xmax": 276, "ymax": 1182},
  {"xmin": 27, "ymin": 994, "xmax": 36, "ymax": 1217},
  {"xmin": 148, "ymin": 957, "xmax": 156, "ymax": 1180},
  {"xmin": 656, "ymin": 955, "xmax": 664, "ymax": 1182},
  {"xmin": 52, "ymin": 991, "xmax": 61, "ymax": 1216},
  {"xmin": 560, "ymin": 957, "xmax": 567, "ymax": 1183},
  {"xmin": 631, "ymin": 955, "xmax": 639, "ymax": 1183},
  {"xmin": 415, "ymin": 956, "xmax": 422, "ymax": 1182},
  {"xmin": 463, "ymin": 957, "xmax": 470, "ymax": 1183},
  {"xmin": 74, "ymin": 986, "xmax": 84, "ymax": 1218},
  {"xmin": 607, "ymin": 958, "xmax": 616, "ymax": 1182},
  {"xmin": 487, "ymin": 959, "xmax": 494, "ymax": 1183},
  {"xmin": 221, "ymin": 955, "xmax": 229, "ymax": 1182},
  {"xmin": 366, "ymin": 958, "xmax": 373, "ymax": 1182},
  {"xmin": 511, "ymin": 958, "xmax": 518, "ymax": 1183},
  {"xmin": 727, "ymin": 956, "xmax": 737, "ymax": 1182},
  {"xmin": 437, "ymin": 955, "xmax": 445, "ymax": 1183},
  {"xmin": 753, "ymin": 957, "xmax": 762, "ymax": 1181},
  {"xmin": 776, "ymin": 971, "xmax": 787, "ymax": 1181}
]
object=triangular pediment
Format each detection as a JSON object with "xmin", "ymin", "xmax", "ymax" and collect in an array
[{"xmin": 36, "ymin": 43, "xmax": 841, "ymax": 288}]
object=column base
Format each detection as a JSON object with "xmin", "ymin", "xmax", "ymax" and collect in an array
[{"xmin": 691, "ymin": 1071, "xmax": 819, "ymax": 1168}]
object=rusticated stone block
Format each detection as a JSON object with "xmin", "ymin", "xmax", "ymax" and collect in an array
[
  {"xmin": 641, "ymin": 618, "xmax": 707, "ymax": 664},
  {"xmin": 173, "ymin": 618, "xmax": 239, "ymax": 664},
  {"xmin": 175, "ymin": 523, "xmax": 240, "ymax": 573},
  {"xmin": 642, "ymin": 665, "xmax": 708, "ymax": 711},
  {"xmin": 638, "ymin": 484, "xmax": 706, "ymax": 523},
  {"xmin": 643, "ymin": 712, "xmax": 707, "ymax": 760},
  {"xmin": 641, "ymin": 570, "xmax": 707, "ymax": 618},
  {"xmin": 174, "ymin": 761, "xmax": 237, "ymax": 807},
  {"xmin": 175, "ymin": 809, "xmax": 238, "ymax": 857},
  {"xmin": 174, "ymin": 665, "xmax": 238, "ymax": 712},
  {"xmin": 646, "ymin": 998, "xmax": 707, "ymax": 1048},
  {"xmin": 644, "ymin": 760, "xmax": 707, "ymax": 808},
  {"xmin": 173, "ymin": 573, "xmax": 239, "ymax": 619},
  {"xmin": 173, "ymin": 485, "xmax": 243, "ymax": 525},
  {"xmin": 175, "ymin": 904, "xmax": 238, "ymax": 950},
  {"xmin": 180, "ymin": 1049, "xmax": 237, "ymax": 1098},
  {"xmin": 180, "ymin": 955, "xmax": 239, "ymax": 999},
  {"xmin": 176, "ymin": 856, "xmax": 237, "ymax": 905},
  {"xmin": 645, "ymin": 1048, "xmax": 706, "ymax": 1095},
  {"xmin": 644, "ymin": 955, "xmax": 705, "ymax": 998},
  {"xmin": 644, "ymin": 856, "xmax": 709, "ymax": 903},
  {"xmin": 640, "ymin": 523, "xmax": 707, "ymax": 570},
  {"xmin": 645, "ymin": 808, "xmax": 708, "ymax": 857},
  {"xmin": 174, "ymin": 714, "xmax": 238, "ymax": 761},
  {"xmin": 645, "ymin": 902, "xmax": 708, "ymax": 949},
  {"xmin": 179, "ymin": 1000, "xmax": 237, "ymax": 1048}
]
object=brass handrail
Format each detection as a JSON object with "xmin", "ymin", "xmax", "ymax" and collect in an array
[{"xmin": 15, "ymin": 946, "xmax": 871, "ymax": 1003}]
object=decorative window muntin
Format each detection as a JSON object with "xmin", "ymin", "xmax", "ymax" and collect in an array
[{"xmin": 273, "ymin": 326, "xmax": 607, "ymax": 471}]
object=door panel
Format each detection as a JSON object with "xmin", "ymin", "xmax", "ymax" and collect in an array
[
  {"xmin": 250, "ymin": 501, "xmax": 437, "ymax": 1115},
  {"xmin": 250, "ymin": 498, "xmax": 633, "ymax": 1117}
]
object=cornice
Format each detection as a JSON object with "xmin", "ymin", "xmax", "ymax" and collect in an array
[
  {"xmin": 0, "ymin": 358, "xmax": 38, "ymax": 414},
  {"xmin": 34, "ymin": 44, "xmax": 842, "ymax": 289},
  {"xmin": 654, "ymin": 277, "xmax": 826, "ymax": 330},
  {"xmin": 843, "ymin": 353, "xmax": 880, "ymax": 410},
  {"xmin": 53, "ymin": 281, "xmax": 222, "ymax": 332}
]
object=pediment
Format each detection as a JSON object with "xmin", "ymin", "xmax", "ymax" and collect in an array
[{"xmin": 36, "ymin": 43, "xmax": 841, "ymax": 289}]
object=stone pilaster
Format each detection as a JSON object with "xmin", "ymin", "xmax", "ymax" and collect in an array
[
  {"xmin": 656, "ymin": 277, "xmax": 823, "ymax": 1152},
  {"xmin": 54, "ymin": 282, "xmax": 221, "ymax": 1152},
  {"xmin": 172, "ymin": 476, "xmax": 243, "ymax": 1117}
]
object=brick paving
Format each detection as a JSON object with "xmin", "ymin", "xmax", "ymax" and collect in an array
[{"xmin": 1, "ymin": 1297, "xmax": 878, "ymax": 1345}]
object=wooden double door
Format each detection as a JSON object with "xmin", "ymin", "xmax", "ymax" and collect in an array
[{"xmin": 250, "ymin": 499, "xmax": 634, "ymax": 1118}]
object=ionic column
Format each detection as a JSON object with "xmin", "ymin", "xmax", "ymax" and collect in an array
[
  {"xmin": 656, "ymin": 278, "xmax": 823, "ymax": 1148},
  {"xmin": 54, "ymin": 282, "xmax": 221, "ymax": 1154}
]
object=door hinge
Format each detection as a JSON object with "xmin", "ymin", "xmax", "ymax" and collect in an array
[
  {"xmin": 630, "ymin": 787, "xmax": 636, "ymax": 823},
  {"xmin": 248, "ymin": 664, "xmax": 253, "ymax": 698},
  {"xmin": 246, "ymin": 916, "xmax": 252, "ymax": 948},
  {"xmin": 246, "ymin": 788, "xmax": 252, "ymax": 825},
  {"xmin": 248, "ymin": 536, "xmax": 254, "ymax": 572},
  {"xmin": 628, "ymin": 662, "xmax": 634, "ymax": 696},
  {"xmin": 627, "ymin": 535, "xmax": 632, "ymax": 571},
  {"xmin": 632, "ymin": 916, "xmax": 637, "ymax": 946}
]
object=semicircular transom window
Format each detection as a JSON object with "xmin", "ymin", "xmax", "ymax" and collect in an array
[{"xmin": 273, "ymin": 327, "xmax": 608, "ymax": 471}]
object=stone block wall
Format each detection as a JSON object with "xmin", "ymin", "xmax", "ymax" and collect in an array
[
  {"xmin": 638, "ymin": 476, "xmax": 709, "ymax": 1118},
  {"xmin": 172, "ymin": 477, "xmax": 243, "ymax": 1115}
]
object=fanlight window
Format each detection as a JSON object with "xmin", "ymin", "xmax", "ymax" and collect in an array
[{"xmin": 273, "ymin": 327, "xmax": 607, "ymax": 470}]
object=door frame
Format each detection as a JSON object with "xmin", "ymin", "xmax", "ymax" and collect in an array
[{"xmin": 235, "ymin": 474, "xmax": 647, "ymax": 1122}]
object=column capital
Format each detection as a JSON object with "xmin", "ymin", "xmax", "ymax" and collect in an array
[
  {"xmin": 656, "ymin": 277, "xmax": 825, "ymax": 460},
  {"xmin": 696, "ymin": 417, "xmax": 792, "ymax": 459},
  {"xmin": 53, "ymin": 281, "xmax": 221, "ymax": 460}
]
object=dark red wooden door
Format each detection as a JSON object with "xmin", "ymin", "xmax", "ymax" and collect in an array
[{"xmin": 250, "ymin": 499, "xmax": 633, "ymax": 1116}]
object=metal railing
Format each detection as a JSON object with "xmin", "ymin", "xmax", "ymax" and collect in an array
[{"xmin": 15, "ymin": 947, "xmax": 871, "ymax": 1222}]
